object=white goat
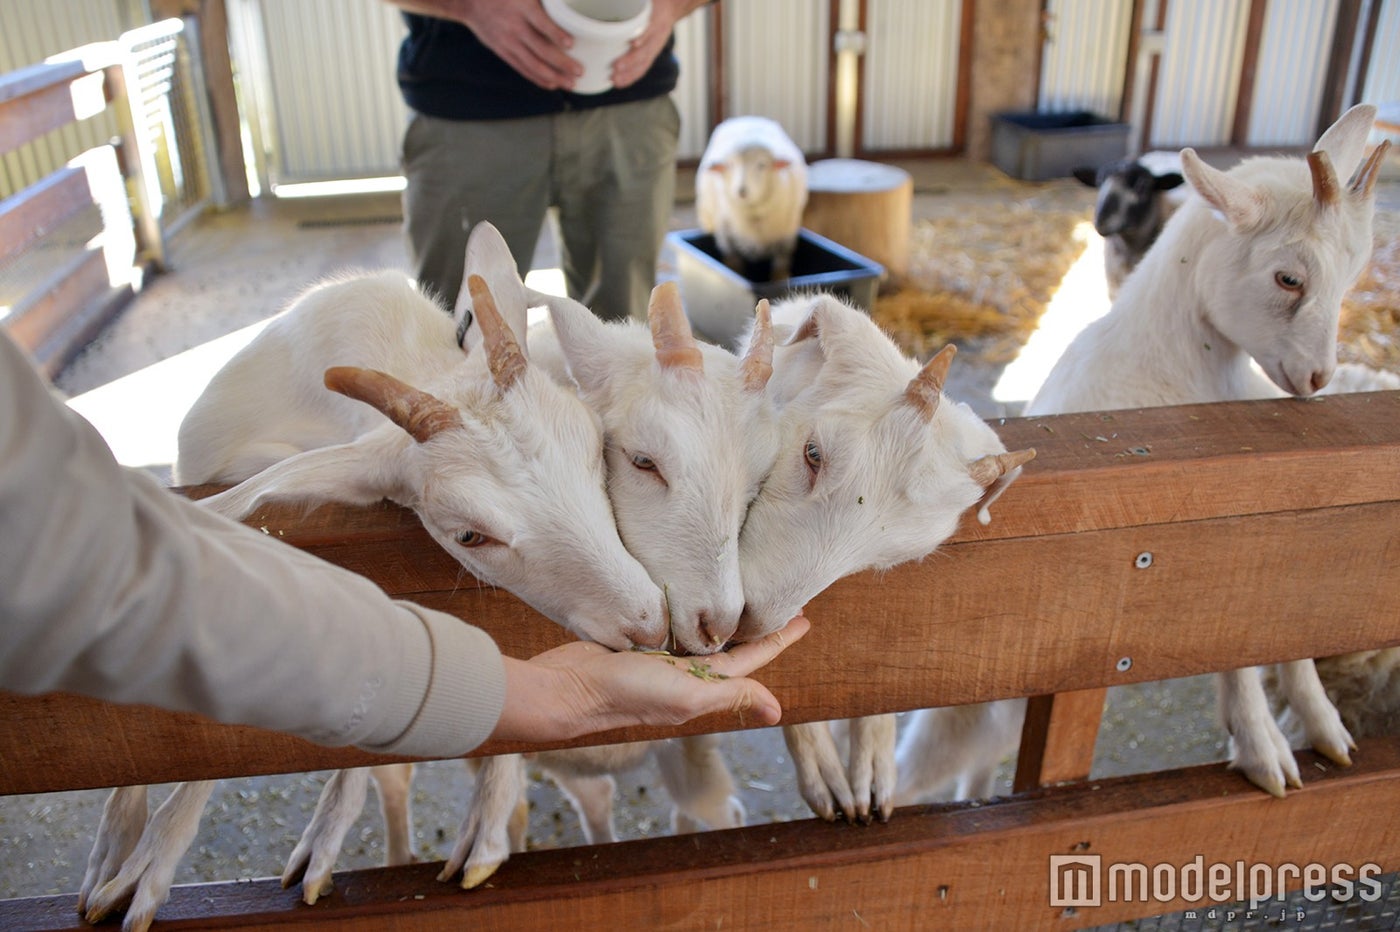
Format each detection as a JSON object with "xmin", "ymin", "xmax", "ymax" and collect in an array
[
  {"xmin": 1073, "ymin": 151, "xmax": 1186, "ymax": 298},
  {"xmin": 78, "ymin": 226, "xmax": 668, "ymax": 932},
  {"xmin": 697, "ymin": 115, "xmax": 809, "ymax": 281},
  {"xmin": 282, "ymin": 272, "xmax": 782, "ymax": 896},
  {"xmin": 731, "ymin": 293, "xmax": 1034, "ymax": 824},
  {"xmin": 894, "ymin": 104, "xmax": 1390, "ymax": 807}
]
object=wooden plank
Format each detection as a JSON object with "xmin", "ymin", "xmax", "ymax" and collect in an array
[
  {"xmin": 5, "ymin": 740, "xmax": 1398, "ymax": 931},
  {"xmin": 1013, "ymin": 688, "xmax": 1108, "ymax": 791},
  {"xmin": 3, "ymin": 248, "xmax": 116, "ymax": 360},
  {"xmin": 185, "ymin": 392, "xmax": 1400, "ymax": 558},
  {"xmin": 0, "ymin": 69, "xmax": 110, "ymax": 156},
  {"xmin": 2, "ymin": 497, "xmax": 1396, "ymax": 796},
  {"xmin": 0, "ymin": 165, "xmax": 90, "ymax": 266}
]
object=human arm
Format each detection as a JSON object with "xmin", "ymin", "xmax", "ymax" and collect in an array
[
  {"xmin": 383, "ymin": 0, "xmax": 582, "ymax": 90},
  {"xmin": 0, "ymin": 330, "xmax": 503, "ymax": 759},
  {"xmin": 492, "ymin": 614, "xmax": 809, "ymax": 742},
  {"xmin": 0, "ymin": 330, "xmax": 804, "ymax": 759},
  {"xmin": 610, "ymin": 0, "xmax": 711, "ymax": 89}
]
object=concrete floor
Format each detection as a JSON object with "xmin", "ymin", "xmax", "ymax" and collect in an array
[{"xmin": 10, "ymin": 153, "xmax": 1381, "ymax": 903}]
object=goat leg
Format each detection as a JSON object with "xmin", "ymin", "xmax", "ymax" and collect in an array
[
  {"xmin": 78, "ymin": 785, "xmax": 149, "ymax": 915},
  {"xmin": 655, "ymin": 734, "xmax": 746, "ymax": 833},
  {"xmin": 783, "ymin": 721, "xmax": 856, "ymax": 821},
  {"xmin": 1219, "ymin": 666, "xmax": 1302, "ymax": 797},
  {"xmin": 83, "ymin": 780, "xmax": 217, "ymax": 932},
  {"xmin": 441, "ymin": 754, "xmax": 528, "ymax": 889},
  {"xmin": 281, "ymin": 767, "xmax": 371, "ymax": 905},
  {"xmin": 1276, "ymin": 658, "xmax": 1355, "ymax": 766}
]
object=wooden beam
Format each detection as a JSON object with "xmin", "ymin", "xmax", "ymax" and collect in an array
[
  {"xmin": 1013, "ymin": 688, "xmax": 1108, "ymax": 792},
  {"xmin": 3, "ymin": 248, "xmax": 114, "ymax": 353},
  {"xmin": 0, "ymin": 165, "xmax": 90, "ymax": 266},
  {"xmin": 1, "ymin": 391, "xmax": 1396, "ymax": 795},
  {"xmin": 1230, "ymin": 0, "xmax": 1268, "ymax": 146},
  {"xmin": 5, "ymin": 740, "xmax": 1397, "ymax": 931},
  {"xmin": 0, "ymin": 67, "xmax": 110, "ymax": 156},
  {"xmin": 1316, "ymin": 0, "xmax": 1365, "ymax": 139}
]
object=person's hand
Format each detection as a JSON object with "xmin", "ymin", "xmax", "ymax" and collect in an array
[
  {"xmin": 491, "ymin": 613, "xmax": 810, "ymax": 742},
  {"xmin": 609, "ymin": 0, "xmax": 704, "ymax": 89},
  {"xmin": 456, "ymin": 0, "xmax": 582, "ymax": 90}
]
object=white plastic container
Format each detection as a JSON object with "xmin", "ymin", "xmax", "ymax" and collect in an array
[{"xmin": 542, "ymin": 0, "xmax": 652, "ymax": 94}]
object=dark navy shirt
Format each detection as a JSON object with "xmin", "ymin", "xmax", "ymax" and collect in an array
[{"xmin": 397, "ymin": 14, "xmax": 679, "ymax": 120}]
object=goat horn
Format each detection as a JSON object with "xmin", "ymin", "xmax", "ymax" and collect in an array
[
  {"xmin": 468, "ymin": 274, "xmax": 527, "ymax": 391},
  {"xmin": 648, "ymin": 281, "xmax": 704, "ymax": 372},
  {"xmin": 904, "ymin": 344, "xmax": 956, "ymax": 422},
  {"xmin": 1307, "ymin": 150, "xmax": 1340, "ymax": 208},
  {"xmin": 324, "ymin": 366, "xmax": 462, "ymax": 444},
  {"xmin": 1349, "ymin": 140, "xmax": 1390, "ymax": 199},
  {"xmin": 740, "ymin": 298, "xmax": 774, "ymax": 391},
  {"xmin": 968, "ymin": 448, "xmax": 1036, "ymax": 489}
]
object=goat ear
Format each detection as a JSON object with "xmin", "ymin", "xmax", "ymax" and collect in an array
[
  {"xmin": 648, "ymin": 281, "xmax": 703, "ymax": 372},
  {"xmin": 534, "ymin": 288, "xmax": 616, "ymax": 392},
  {"xmin": 324, "ymin": 366, "xmax": 463, "ymax": 444},
  {"xmin": 1181, "ymin": 148, "xmax": 1266, "ymax": 231},
  {"xmin": 1154, "ymin": 172, "xmax": 1185, "ymax": 191},
  {"xmin": 205, "ymin": 440, "xmax": 414, "ymax": 521},
  {"xmin": 772, "ymin": 159, "xmax": 792, "ymax": 170},
  {"xmin": 1072, "ymin": 166, "xmax": 1099, "ymax": 187},
  {"xmin": 457, "ymin": 222, "xmax": 529, "ymax": 353},
  {"xmin": 1313, "ymin": 103, "xmax": 1376, "ymax": 185}
]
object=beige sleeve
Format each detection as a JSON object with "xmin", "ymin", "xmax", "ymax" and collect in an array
[{"xmin": 0, "ymin": 332, "xmax": 505, "ymax": 758}]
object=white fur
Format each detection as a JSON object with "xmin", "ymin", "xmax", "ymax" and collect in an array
[
  {"xmin": 80, "ymin": 224, "xmax": 668, "ymax": 930},
  {"xmin": 697, "ymin": 115, "xmax": 809, "ymax": 279},
  {"xmin": 733, "ymin": 293, "xmax": 1024, "ymax": 823},
  {"xmin": 895, "ymin": 104, "xmax": 1386, "ymax": 806}
]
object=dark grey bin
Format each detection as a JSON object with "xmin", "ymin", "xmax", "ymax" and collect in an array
[
  {"xmin": 990, "ymin": 111, "xmax": 1130, "ymax": 181},
  {"xmin": 667, "ymin": 228, "xmax": 884, "ymax": 350}
]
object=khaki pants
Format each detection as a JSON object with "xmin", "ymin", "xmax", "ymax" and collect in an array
[{"xmin": 401, "ymin": 96, "xmax": 680, "ymax": 323}]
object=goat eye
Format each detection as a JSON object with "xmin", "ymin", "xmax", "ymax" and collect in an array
[
  {"xmin": 631, "ymin": 453, "xmax": 657, "ymax": 471},
  {"xmin": 803, "ymin": 440, "xmax": 823, "ymax": 471},
  {"xmin": 455, "ymin": 530, "xmax": 491, "ymax": 548},
  {"xmin": 1275, "ymin": 271, "xmax": 1304, "ymax": 292}
]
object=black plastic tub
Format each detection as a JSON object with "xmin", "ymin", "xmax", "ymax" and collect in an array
[
  {"xmin": 667, "ymin": 228, "xmax": 884, "ymax": 350},
  {"xmin": 990, "ymin": 110, "xmax": 1130, "ymax": 181}
]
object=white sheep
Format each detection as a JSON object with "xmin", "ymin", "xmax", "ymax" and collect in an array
[
  {"xmin": 697, "ymin": 115, "xmax": 809, "ymax": 281},
  {"xmin": 893, "ymin": 104, "xmax": 1390, "ymax": 808},
  {"xmin": 282, "ymin": 273, "xmax": 781, "ymax": 896},
  {"xmin": 78, "ymin": 225, "xmax": 670, "ymax": 932},
  {"xmin": 730, "ymin": 292, "xmax": 1034, "ymax": 824},
  {"xmin": 1073, "ymin": 151, "xmax": 1187, "ymax": 298}
]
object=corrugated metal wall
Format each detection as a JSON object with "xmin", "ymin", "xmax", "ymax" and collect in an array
[
  {"xmin": 1362, "ymin": 0, "xmax": 1400, "ymax": 110},
  {"xmin": 0, "ymin": 0, "xmax": 146, "ymax": 196},
  {"xmin": 860, "ymin": 0, "xmax": 962, "ymax": 150},
  {"xmin": 1150, "ymin": 0, "xmax": 1250, "ymax": 148},
  {"xmin": 250, "ymin": 0, "xmax": 408, "ymax": 184},
  {"xmin": 1038, "ymin": 0, "xmax": 1134, "ymax": 117},
  {"xmin": 721, "ymin": 0, "xmax": 830, "ymax": 152},
  {"xmin": 671, "ymin": 12, "xmax": 711, "ymax": 160},
  {"xmin": 1247, "ymin": 0, "xmax": 1340, "ymax": 146}
]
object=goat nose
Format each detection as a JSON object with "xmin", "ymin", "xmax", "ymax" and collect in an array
[
  {"xmin": 1309, "ymin": 370, "xmax": 1330, "ymax": 394},
  {"xmin": 626, "ymin": 625, "xmax": 668, "ymax": 650},
  {"xmin": 697, "ymin": 611, "xmax": 736, "ymax": 649}
]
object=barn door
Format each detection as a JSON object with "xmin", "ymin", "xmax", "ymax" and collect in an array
[{"xmin": 855, "ymin": 0, "xmax": 968, "ymax": 156}]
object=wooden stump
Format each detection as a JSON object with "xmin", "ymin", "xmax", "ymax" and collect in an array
[{"xmin": 802, "ymin": 159, "xmax": 913, "ymax": 285}]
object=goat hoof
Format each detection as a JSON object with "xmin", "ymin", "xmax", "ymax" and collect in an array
[{"xmin": 462, "ymin": 862, "xmax": 502, "ymax": 890}]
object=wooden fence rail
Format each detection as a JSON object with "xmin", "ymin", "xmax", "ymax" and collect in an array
[
  {"xmin": 2, "ymin": 392, "xmax": 1397, "ymax": 929},
  {"xmin": 0, "ymin": 25, "xmax": 183, "ymax": 377}
]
